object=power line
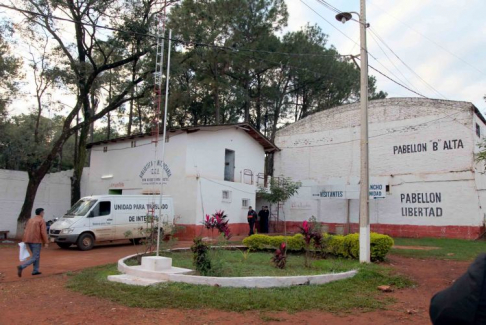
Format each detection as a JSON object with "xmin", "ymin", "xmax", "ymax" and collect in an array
[
  {"xmin": 306, "ymin": 0, "xmax": 444, "ymax": 100},
  {"xmin": 300, "ymin": 0, "xmax": 429, "ymax": 99},
  {"xmin": 368, "ymin": 28, "xmax": 448, "ymax": 100},
  {"xmin": 2, "ymin": 2, "xmax": 432, "ymax": 102},
  {"xmin": 315, "ymin": 0, "xmax": 341, "ymax": 14},
  {"xmin": 367, "ymin": 31, "xmax": 418, "ymax": 93},
  {"xmin": 279, "ymin": 110, "xmax": 465, "ymax": 149},
  {"xmin": 0, "ymin": 3, "xmax": 351, "ymax": 60},
  {"xmin": 368, "ymin": 0, "xmax": 486, "ymax": 77},
  {"xmin": 354, "ymin": 57, "xmax": 427, "ymax": 98}
]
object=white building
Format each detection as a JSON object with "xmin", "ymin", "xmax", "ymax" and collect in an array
[
  {"xmin": 271, "ymin": 98, "xmax": 486, "ymax": 239},
  {"xmin": 86, "ymin": 123, "xmax": 278, "ymax": 239}
]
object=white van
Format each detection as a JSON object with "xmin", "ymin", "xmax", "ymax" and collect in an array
[{"xmin": 48, "ymin": 195, "xmax": 174, "ymax": 251}]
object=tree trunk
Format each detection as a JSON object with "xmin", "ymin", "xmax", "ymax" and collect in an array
[
  {"xmin": 244, "ymin": 70, "xmax": 250, "ymax": 123},
  {"xmin": 255, "ymin": 75, "xmax": 262, "ymax": 131},
  {"xmin": 271, "ymin": 101, "xmax": 281, "ymax": 143},
  {"xmin": 34, "ymin": 96, "xmax": 42, "ymax": 143},
  {"xmin": 16, "ymin": 172, "xmax": 44, "ymax": 239},
  {"xmin": 107, "ymin": 111, "xmax": 111, "ymax": 140},
  {"xmin": 71, "ymin": 122, "xmax": 89, "ymax": 205},
  {"xmin": 214, "ymin": 86, "xmax": 220, "ymax": 124}
]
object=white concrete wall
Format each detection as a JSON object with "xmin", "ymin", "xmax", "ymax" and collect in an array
[
  {"xmin": 0, "ymin": 168, "xmax": 88, "ymax": 238},
  {"xmin": 87, "ymin": 127, "xmax": 265, "ymax": 227},
  {"xmin": 197, "ymin": 178, "xmax": 257, "ymax": 225},
  {"xmin": 273, "ymin": 98, "xmax": 484, "ymax": 230},
  {"xmin": 186, "ymin": 128, "xmax": 265, "ymax": 182}
]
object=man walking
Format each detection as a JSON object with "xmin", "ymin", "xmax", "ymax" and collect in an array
[
  {"xmin": 247, "ymin": 206, "xmax": 257, "ymax": 236},
  {"xmin": 258, "ymin": 206, "xmax": 270, "ymax": 233},
  {"xmin": 17, "ymin": 208, "xmax": 49, "ymax": 277}
]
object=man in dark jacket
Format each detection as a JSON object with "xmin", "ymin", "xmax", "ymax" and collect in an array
[
  {"xmin": 430, "ymin": 253, "xmax": 486, "ymax": 324},
  {"xmin": 247, "ymin": 206, "xmax": 257, "ymax": 236},
  {"xmin": 258, "ymin": 206, "xmax": 269, "ymax": 233}
]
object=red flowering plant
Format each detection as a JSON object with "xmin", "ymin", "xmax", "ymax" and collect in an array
[
  {"xmin": 300, "ymin": 219, "xmax": 323, "ymax": 267},
  {"xmin": 202, "ymin": 210, "xmax": 232, "ymax": 240},
  {"xmin": 271, "ymin": 242, "xmax": 287, "ymax": 269}
]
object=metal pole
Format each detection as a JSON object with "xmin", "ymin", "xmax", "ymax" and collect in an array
[
  {"xmin": 156, "ymin": 30, "xmax": 172, "ymax": 256},
  {"xmin": 359, "ymin": 0, "xmax": 370, "ymax": 263}
]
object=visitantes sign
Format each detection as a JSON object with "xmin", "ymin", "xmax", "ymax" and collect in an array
[{"xmin": 311, "ymin": 181, "xmax": 386, "ymax": 200}]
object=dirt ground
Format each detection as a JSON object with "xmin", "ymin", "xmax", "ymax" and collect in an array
[{"xmin": 0, "ymin": 241, "xmax": 471, "ymax": 325}]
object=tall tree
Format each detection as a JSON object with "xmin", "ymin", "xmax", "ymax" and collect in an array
[
  {"xmin": 13, "ymin": 0, "xmax": 164, "ymax": 235},
  {"xmin": 0, "ymin": 22, "xmax": 22, "ymax": 118}
]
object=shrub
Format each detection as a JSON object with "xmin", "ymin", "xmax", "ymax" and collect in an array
[
  {"xmin": 300, "ymin": 219, "xmax": 324, "ymax": 267},
  {"xmin": 191, "ymin": 237, "xmax": 211, "ymax": 275},
  {"xmin": 243, "ymin": 232, "xmax": 394, "ymax": 261},
  {"xmin": 203, "ymin": 210, "xmax": 232, "ymax": 239},
  {"xmin": 370, "ymin": 233, "xmax": 395, "ymax": 261},
  {"xmin": 327, "ymin": 234, "xmax": 347, "ymax": 257},
  {"xmin": 271, "ymin": 242, "xmax": 287, "ymax": 269},
  {"xmin": 242, "ymin": 234, "xmax": 305, "ymax": 251}
]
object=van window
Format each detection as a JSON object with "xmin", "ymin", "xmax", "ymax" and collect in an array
[
  {"xmin": 65, "ymin": 199, "xmax": 97, "ymax": 218},
  {"xmin": 92, "ymin": 201, "xmax": 111, "ymax": 217}
]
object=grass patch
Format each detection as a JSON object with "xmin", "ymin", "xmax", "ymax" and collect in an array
[
  {"xmin": 155, "ymin": 250, "xmax": 360, "ymax": 277},
  {"xmin": 67, "ymin": 254, "xmax": 412, "ymax": 312},
  {"xmin": 392, "ymin": 237, "xmax": 486, "ymax": 261}
]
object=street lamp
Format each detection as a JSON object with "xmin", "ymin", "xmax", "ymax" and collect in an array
[{"xmin": 336, "ymin": 1, "xmax": 370, "ymax": 263}]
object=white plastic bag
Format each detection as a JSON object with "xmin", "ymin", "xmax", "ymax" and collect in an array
[{"xmin": 19, "ymin": 242, "xmax": 30, "ymax": 262}]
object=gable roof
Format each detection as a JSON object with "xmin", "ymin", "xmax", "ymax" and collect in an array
[{"xmin": 86, "ymin": 122, "xmax": 280, "ymax": 153}]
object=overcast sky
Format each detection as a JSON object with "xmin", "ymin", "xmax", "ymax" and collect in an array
[
  {"xmin": 7, "ymin": 0, "xmax": 486, "ymax": 116},
  {"xmin": 285, "ymin": 0, "xmax": 486, "ymax": 113}
]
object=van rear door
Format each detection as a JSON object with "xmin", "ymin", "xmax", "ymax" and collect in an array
[{"xmin": 89, "ymin": 199, "xmax": 115, "ymax": 241}]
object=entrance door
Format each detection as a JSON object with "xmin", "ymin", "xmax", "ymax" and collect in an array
[
  {"xmin": 224, "ymin": 149, "xmax": 235, "ymax": 182},
  {"xmin": 89, "ymin": 200, "xmax": 115, "ymax": 241}
]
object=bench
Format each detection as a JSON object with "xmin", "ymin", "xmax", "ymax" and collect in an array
[{"xmin": 0, "ymin": 231, "xmax": 9, "ymax": 240}]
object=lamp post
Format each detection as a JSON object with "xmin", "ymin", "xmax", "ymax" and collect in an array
[{"xmin": 336, "ymin": 0, "xmax": 370, "ymax": 263}]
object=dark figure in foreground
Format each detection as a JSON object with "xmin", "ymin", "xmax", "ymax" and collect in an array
[
  {"xmin": 430, "ymin": 253, "xmax": 486, "ymax": 325},
  {"xmin": 247, "ymin": 206, "xmax": 257, "ymax": 236},
  {"xmin": 258, "ymin": 206, "xmax": 270, "ymax": 233},
  {"xmin": 17, "ymin": 208, "xmax": 49, "ymax": 277}
]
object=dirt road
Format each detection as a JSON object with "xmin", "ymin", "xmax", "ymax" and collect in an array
[{"xmin": 0, "ymin": 241, "xmax": 471, "ymax": 325}]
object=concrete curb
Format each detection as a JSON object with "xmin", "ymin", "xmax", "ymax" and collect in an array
[{"xmin": 116, "ymin": 252, "xmax": 358, "ymax": 288}]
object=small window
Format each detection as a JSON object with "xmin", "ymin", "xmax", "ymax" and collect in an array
[
  {"xmin": 103, "ymin": 146, "xmax": 108, "ymax": 152},
  {"xmin": 131, "ymin": 141, "xmax": 137, "ymax": 148},
  {"xmin": 477, "ymin": 123, "xmax": 481, "ymax": 137},
  {"xmin": 386, "ymin": 185, "xmax": 390, "ymax": 194},
  {"xmin": 242, "ymin": 199, "xmax": 250, "ymax": 208},
  {"xmin": 222, "ymin": 190, "xmax": 231, "ymax": 202},
  {"xmin": 92, "ymin": 201, "xmax": 111, "ymax": 217}
]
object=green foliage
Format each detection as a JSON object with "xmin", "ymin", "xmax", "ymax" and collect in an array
[
  {"xmin": 370, "ymin": 233, "xmax": 395, "ymax": 261},
  {"xmin": 244, "ymin": 232, "xmax": 394, "ymax": 261},
  {"xmin": 243, "ymin": 234, "xmax": 305, "ymax": 251},
  {"xmin": 392, "ymin": 237, "xmax": 486, "ymax": 261},
  {"xmin": 326, "ymin": 234, "xmax": 347, "ymax": 257},
  {"xmin": 67, "ymin": 257, "xmax": 412, "ymax": 312},
  {"xmin": 257, "ymin": 177, "xmax": 300, "ymax": 204},
  {"xmin": 0, "ymin": 114, "xmax": 74, "ymax": 171},
  {"xmin": 0, "ymin": 23, "xmax": 22, "ymax": 115},
  {"xmin": 191, "ymin": 237, "xmax": 212, "ymax": 275}
]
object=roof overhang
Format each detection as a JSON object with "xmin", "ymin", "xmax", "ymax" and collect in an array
[{"xmin": 86, "ymin": 123, "xmax": 280, "ymax": 153}]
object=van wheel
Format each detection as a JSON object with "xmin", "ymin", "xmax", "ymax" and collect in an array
[
  {"xmin": 57, "ymin": 243, "xmax": 72, "ymax": 249},
  {"xmin": 130, "ymin": 238, "xmax": 141, "ymax": 245},
  {"xmin": 77, "ymin": 233, "xmax": 95, "ymax": 251}
]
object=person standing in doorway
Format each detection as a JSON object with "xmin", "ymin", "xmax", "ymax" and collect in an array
[
  {"xmin": 17, "ymin": 208, "xmax": 49, "ymax": 277},
  {"xmin": 247, "ymin": 206, "xmax": 257, "ymax": 236},
  {"xmin": 258, "ymin": 206, "xmax": 270, "ymax": 233}
]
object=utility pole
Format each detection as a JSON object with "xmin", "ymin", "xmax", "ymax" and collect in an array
[
  {"xmin": 336, "ymin": 0, "xmax": 370, "ymax": 263},
  {"xmin": 358, "ymin": 0, "xmax": 370, "ymax": 264}
]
